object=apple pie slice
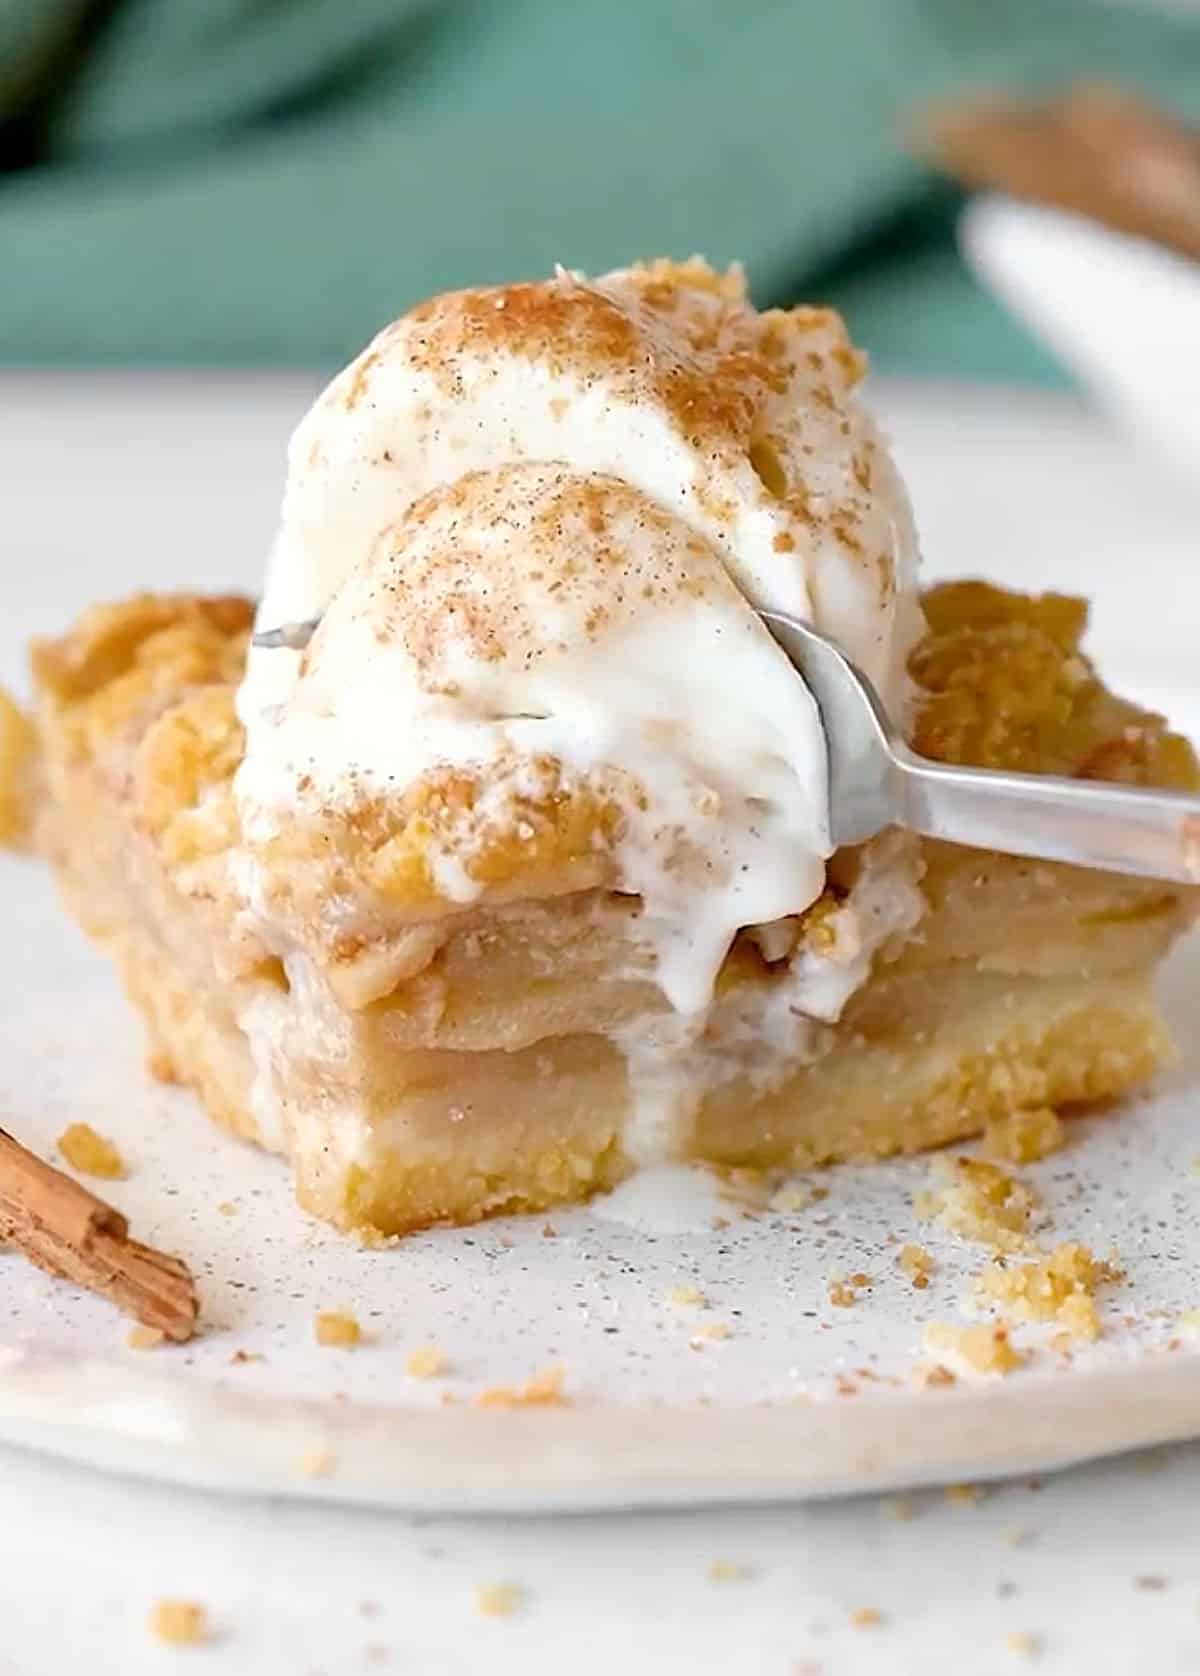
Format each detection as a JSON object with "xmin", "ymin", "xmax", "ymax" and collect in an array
[{"xmin": 4, "ymin": 261, "xmax": 1195, "ymax": 1237}]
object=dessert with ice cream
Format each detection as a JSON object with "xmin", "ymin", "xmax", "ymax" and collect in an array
[{"xmin": 4, "ymin": 260, "xmax": 1196, "ymax": 1235}]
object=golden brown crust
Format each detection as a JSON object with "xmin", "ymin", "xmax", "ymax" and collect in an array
[{"xmin": 913, "ymin": 581, "xmax": 1198, "ymax": 787}]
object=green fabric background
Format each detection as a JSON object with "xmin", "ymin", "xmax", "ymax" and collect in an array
[{"xmin": 1, "ymin": 0, "xmax": 1198, "ymax": 375}]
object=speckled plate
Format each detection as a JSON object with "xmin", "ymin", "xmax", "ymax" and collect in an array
[
  {"xmin": 2, "ymin": 376, "xmax": 1200, "ymax": 1513},
  {"xmin": 1, "ymin": 851, "xmax": 1198, "ymax": 1511}
]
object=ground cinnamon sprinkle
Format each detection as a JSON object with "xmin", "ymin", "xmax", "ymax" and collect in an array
[{"xmin": 57, "ymin": 1122, "xmax": 124, "ymax": 1180}]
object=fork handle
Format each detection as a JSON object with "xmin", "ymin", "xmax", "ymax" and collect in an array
[{"xmin": 892, "ymin": 749, "xmax": 1200, "ymax": 885}]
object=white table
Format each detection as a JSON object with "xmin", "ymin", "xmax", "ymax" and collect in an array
[{"xmin": 2, "ymin": 375, "xmax": 1199, "ymax": 1675}]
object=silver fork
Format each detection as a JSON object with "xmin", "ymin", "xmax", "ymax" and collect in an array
[{"xmin": 760, "ymin": 610, "xmax": 1200, "ymax": 884}]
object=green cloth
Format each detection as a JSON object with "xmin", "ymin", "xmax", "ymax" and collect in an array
[{"xmin": 2, "ymin": 0, "xmax": 1198, "ymax": 377}]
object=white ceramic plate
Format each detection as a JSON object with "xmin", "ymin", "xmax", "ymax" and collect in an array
[{"xmin": 1, "ymin": 374, "xmax": 1197, "ymax": 1514}]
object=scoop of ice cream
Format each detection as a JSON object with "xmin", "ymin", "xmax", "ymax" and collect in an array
[{"xmin": 235, "ymin": 260, "xmax": 921, "ymax": 1015}]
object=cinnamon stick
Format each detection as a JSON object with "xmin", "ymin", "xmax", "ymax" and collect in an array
[{"xmin": 0, "ymin": 1128, "xmax": 198, "ymax": 1342}]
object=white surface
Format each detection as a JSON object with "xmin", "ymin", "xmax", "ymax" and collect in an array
[
  {"xmin": 962, "ymin": 195, "xmax": 1200, "ymax": 486},
  {"xmin": 1, "ymin": 375, "xmax": 1199, "ymax": 1671}
]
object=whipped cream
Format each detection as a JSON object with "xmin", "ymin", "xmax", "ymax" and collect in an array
[{"xmin": 234, "ymin": 261, "xmax": 923, "ymax": 1157}]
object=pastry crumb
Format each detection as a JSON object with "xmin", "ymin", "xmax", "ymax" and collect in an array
[
  {"xmin": 945, "ymin": 1482, "xmax": 986, "ymax": 1507},
  {"xmin": 917, "ymin": 1156, "xmax": 1037, "ymax": 1253},
  {"xmin": 983, "ymin": 1108, "xmax": 1065, "ymax": 1165},
  {"xmin": 771, "ymin": 1182, "xmax": 815, "ymax": 1213},
  {"xmin": 475, "ymin": 1583, "xmax": 522, "ymax": 1618},
  {"xmin": 977, "ymin": 1243, "xmax": 1120, "ymax": 1341},
  {"xmin": 57, "ymin": 1122, "xmax": 124, "ymax": 1180},
  {"xmin": 299, "ymin": 1448, "xmax": 335, "ymax": 1478},
  {"xmin": 476, "ymin": 1366, "xmax": 567, "ymax": 1408},
  {"xmin": 314, "ymin": 1311, "xmax": 362, "ymax": 1348},
  {"xmin": 897, "ymin": 1244, "xmax": 934, "ymax": 1289},
  {"xmin": 406, "ymin": 1345, "xmax": 447, "ymax": 1379},
  {"xmin": 126, "ymin": 1324, "xmax": 165, "ymax": 1351},
  {"xmin": 666, "ymin": 1284, "xmax": 707, "ymax": 1307},
  {"xmin": 1005, "ymin": 1630, "xmax": 1042, "ymax": 1660},
  {"xmin": 915, "ymin": 1361, "xmax": 957, "ymax": 1389},
  {"xmin": 1176, "ymin": 1308, "xmax": 1200, "ymax": 1339},
  {"xmin": 850, "ymin": 1606, "xmax": 883, "ymax": 1628},
  {"xmin": 707, "ymin": 1558, "xmax": 753, "ymax": 1582},
  {"xmin": 217, "ymin": 1201, "xmax": 237, "ymax": 1217},
  {"xmin": 924, "ymin": 1320, "xmax": 1025, "ymax": 1375},
  {"xmin": 229, "ymin": 1348, "xmax": 263, "ymax": 1365},
  {"xmin": 828, "ymin": 1271, "xmax": 871, "ymax": 1308},
  {"xmin": 148, "ymin": 1600, "xmax": 207, "ymax": 1645},
  {"xmin": 689, "ymin": 1321, "xmax": 732, "ymax": 1347}
]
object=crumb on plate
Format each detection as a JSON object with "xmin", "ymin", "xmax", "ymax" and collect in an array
[
  {"xmin": 945, "ymin": 1482, "xmax": 986, "ymax": 1507},
  {"xmin": 57, "ymin": 1122, "xmax": 124, "ymax": 1180},
  {"xmin": 476, "ymin": 1366, "xmax": 567, "ymax": 1408},
  {"xmin": 314, "ymin": 1311, "xmax": 362, "ymax": 1348},
  {"xmin": 897, "ymin": 1244, "xmax": 934, "ymax": 1288},
  {"xmin": 707, "ymin": 1559, "xmax": 753, "ymax": 1582},
  {"xmin": 406, "ymin": 1346, "xmax": 447, "ymax": 1379},
  {"xmin": 666, "ymin": 1284, "xmax": 707, "ymax": 1307},
  {"xmin": 916, "ymin": 1156, "xmax": 1037, "ymax": 1253},
  {"xmin": 977, "ymin": 1243, "xmax": 1120, "ymax": 1341},
  {"xmin": 924, "ymin": 1320, "xmax": 1025, "ymax": 1375},
  {"xmin": 475, "ymin": 1583, "xmax": 522, "ymax": 1618},
  {"xmin": 148, "ymin": 1600, "xmax": 207, "ymax": 1646},
  {"xmin": 915, "ymin": 1361, "xmax": 957, "ymax": 1389},
  {"xmin": 126, "ymin": 1324, "xmax": 165, "ymax": 1351},
  {"xmin": 982, "ymin": 1108, "xmax": 1065, "ymax": 1165}
]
